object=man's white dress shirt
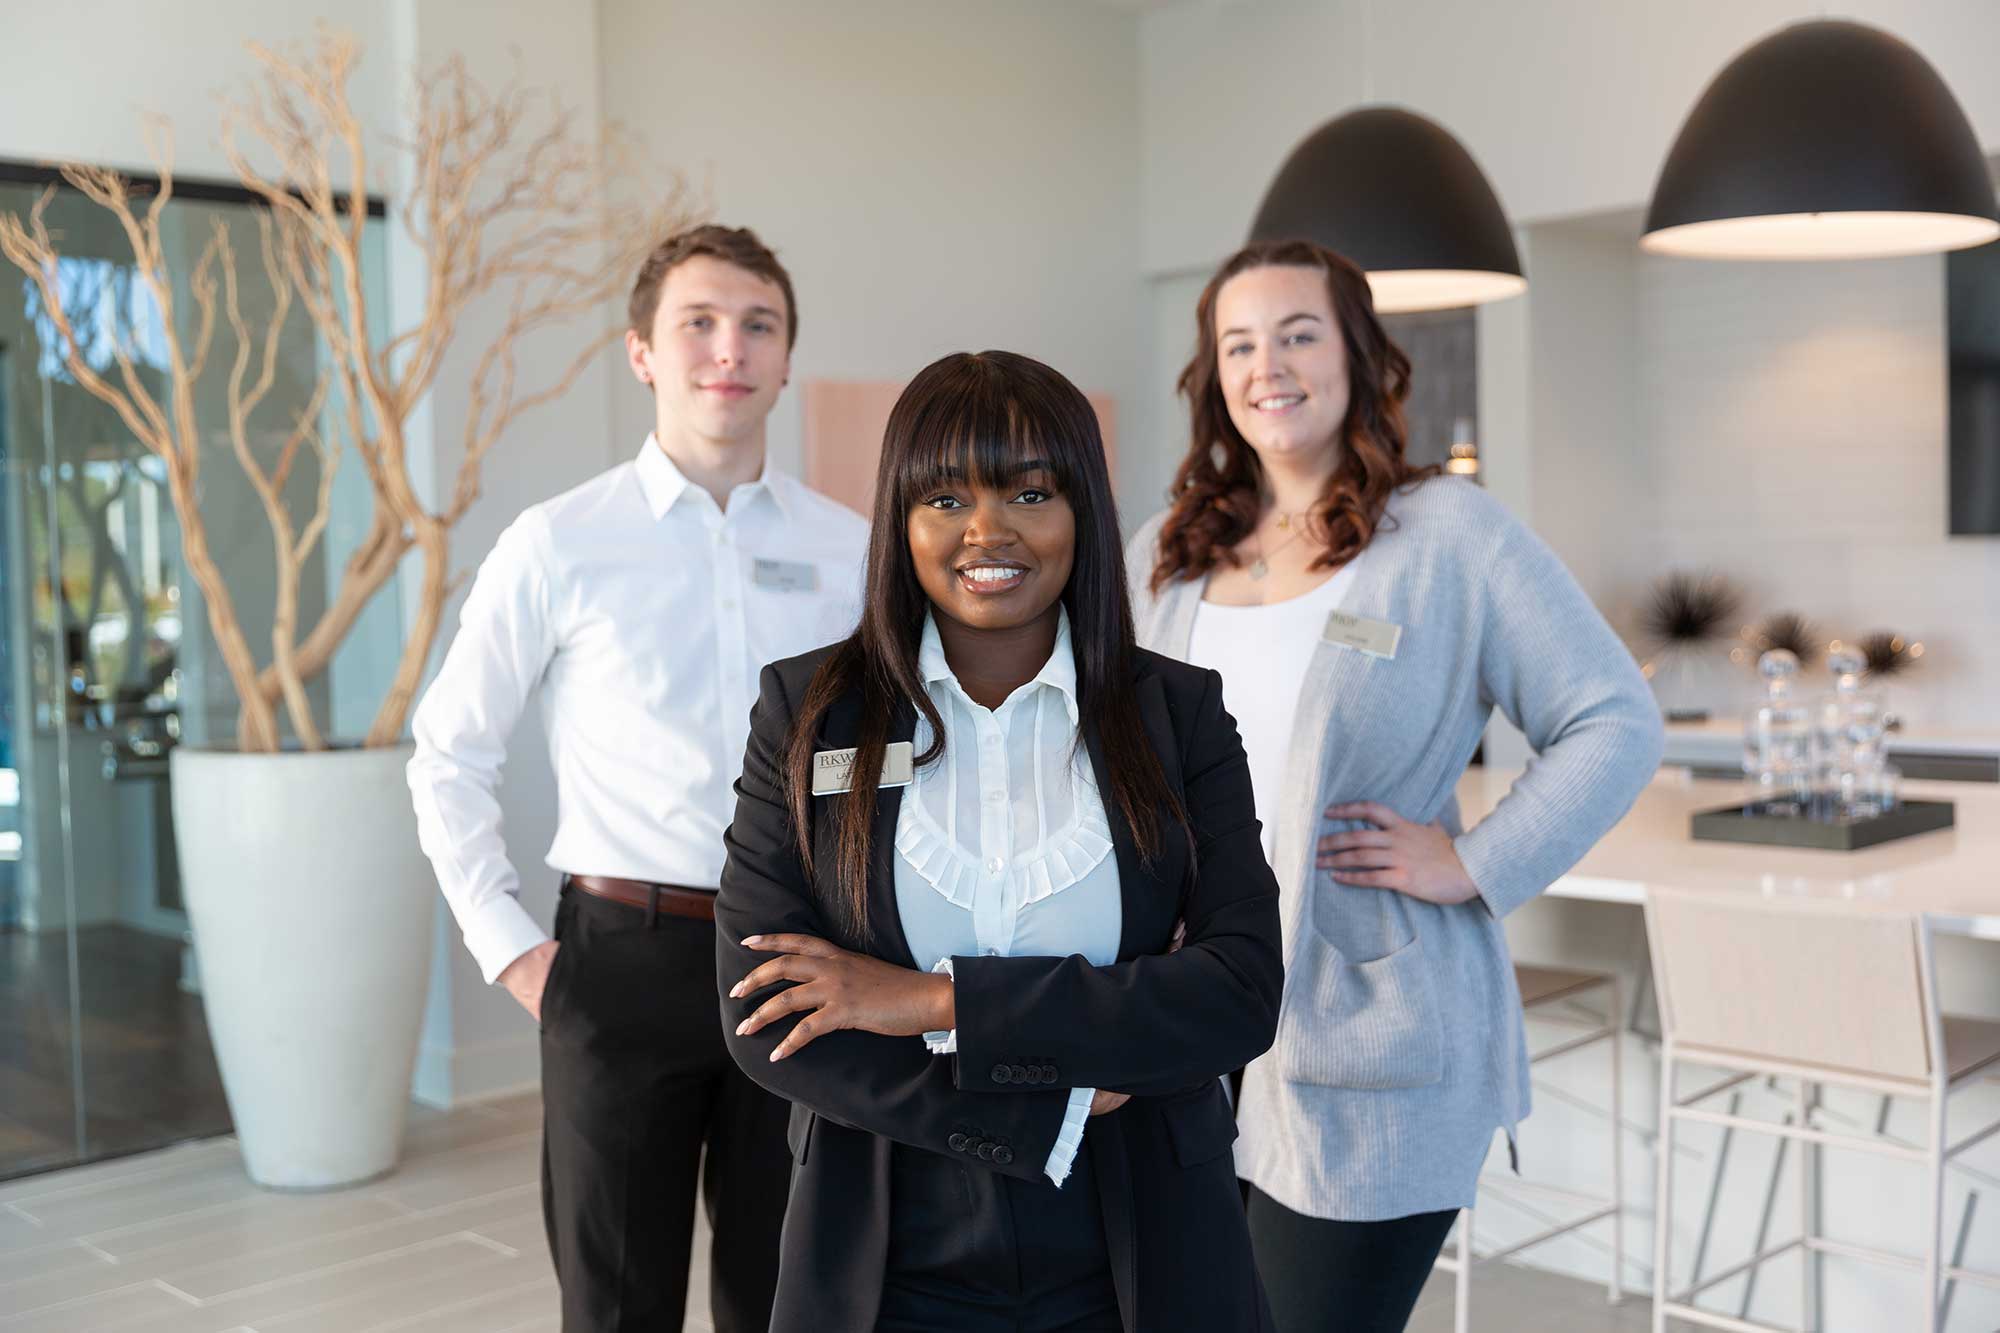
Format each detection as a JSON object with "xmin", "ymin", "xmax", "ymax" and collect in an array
[
  {"xmin": 893, "ymin": 609, "xmax": 1120, "ymax": 1187},
  {"xmin": 409, "ymin": 438, "xmax": 868, "ymax": 983}
]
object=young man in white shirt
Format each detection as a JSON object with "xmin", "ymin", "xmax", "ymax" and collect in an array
[{"xmin": 408, "ymin": 225, "xmax": 868, "ymax": 1333}]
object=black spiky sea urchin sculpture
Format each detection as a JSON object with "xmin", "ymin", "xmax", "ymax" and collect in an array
[
  {"xmin": 1750, "ymin": 611, "xmax": 1821, "ymax": 667},
  {"xmin": 1858, "ymin": 631, "xmax": 1924, "ymax": 678},
  {"xmin": 1642, "ymin": 572, "xmax": 1741, "ymax": 650}
]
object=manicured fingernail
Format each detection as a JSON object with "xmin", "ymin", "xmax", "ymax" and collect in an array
[
  {"xmin": 742, "ymin": 936, "xmax": 762, "ymax": 947},
  {"xmin": 768, "ymin": 1049, "xmax": 784, "ymax": 1062},
  {"xmin": 728, "ymin": 983, "xmax": 743, "ymax": 998},
  {"xmin": 735, "ymin": 1020, "xmax": 749, "ymax": 1035}
]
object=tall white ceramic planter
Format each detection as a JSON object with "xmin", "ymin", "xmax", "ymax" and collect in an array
[{"xmin": 171, "ymin": 744, "xmax": 431, "ymax": 1189}]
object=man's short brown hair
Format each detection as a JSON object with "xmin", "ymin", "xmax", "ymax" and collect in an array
[{"xmin": 627, "ymin": 224, "xmax": 798, "ymax": 350}]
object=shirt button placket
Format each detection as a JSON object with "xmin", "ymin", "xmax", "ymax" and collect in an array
[
  {"xmin": 974, "ymin": 712, "xmax": 1014, "ymax": 955},
  {"xmin": 714, "ymin": 525, "xmax": 748, "ymax": 746}
]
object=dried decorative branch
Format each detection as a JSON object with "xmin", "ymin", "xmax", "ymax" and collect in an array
[
  {"xmin": 215, "ymin": 212, "xmax": 334, "ymax": 749},
  {"xmin": 1, "ymin": 30, "xmax": 696, "ymax": 751},
  {"xmin": 218, "ymin": 30, "xmax": 697, "ymax": 747}
]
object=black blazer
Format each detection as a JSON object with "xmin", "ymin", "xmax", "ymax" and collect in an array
[{"xmin": 717, "ymin": 642, "xmax": 1283, "ymax": 1333}]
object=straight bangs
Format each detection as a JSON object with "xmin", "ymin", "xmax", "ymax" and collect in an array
[{"xmin": 891, "ymin": 377, "xmax": 1081, "ymax": 516}]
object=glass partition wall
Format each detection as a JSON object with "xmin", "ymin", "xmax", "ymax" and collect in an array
[{"xmin": 0, "ymin": 170, "xmax": 396, "ymax": 1181}]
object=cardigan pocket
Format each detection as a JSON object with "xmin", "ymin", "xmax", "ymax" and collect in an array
[{"xmin": 1279, "ymin": 925, "xmax": 1445, "ymax": 1090}]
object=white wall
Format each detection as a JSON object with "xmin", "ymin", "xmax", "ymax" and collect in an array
[
  {"xmin": 1519, "ymin": 218, "xmax": 1648, "ymax": 615},
  {"xmin": 1, "ymin": 1, "xmax": 399, "ymax": 182},
  {"xmin": 595, "ymin": 0, "xmax": 1147, "ymax": 502},
  {"xmin": 1130, "ymin": 268, "xmax": 1208, "ymax": 523}
]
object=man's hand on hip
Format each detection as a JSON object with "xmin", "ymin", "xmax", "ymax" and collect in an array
[{"xmin": 500, "ymin": 940, "xmax": 560, "ymax": 1021}]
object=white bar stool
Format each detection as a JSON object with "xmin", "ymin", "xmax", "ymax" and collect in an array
[
  {"xmin": 1646, "ymin": 886, "xmax": 2000, "ymax": 1333},
  {"xmin": 1434, "ymin": 963, "xmax": 1625, "ymax": 1333}
]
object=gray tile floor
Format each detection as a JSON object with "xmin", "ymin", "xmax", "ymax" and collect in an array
[
  {"xmin": 0, "ymin": 1095, "xmax": 1697, "ymax": 1332},
  {"xmin": 0, "ymin": 1094, "xmax": 568, "ymax": 1333},
  {"xmin": 1408, "ymin": 1264, "xmax": 1701, "ymax": 1333}
]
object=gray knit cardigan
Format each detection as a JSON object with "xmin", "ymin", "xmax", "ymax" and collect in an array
[{"xmin": 1126, "ymin": 477, "xmax": 1663, "ymax": 1220}]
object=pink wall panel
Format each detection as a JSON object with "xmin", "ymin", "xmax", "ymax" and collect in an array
[{"xmin": 802, "ymin": 380, "xmax": 1119, "ymax": 517}]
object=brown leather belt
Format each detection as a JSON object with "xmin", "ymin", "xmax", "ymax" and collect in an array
[{"xmin": 566, "ymin": 874, "xmax": 717, "ymax": 922}]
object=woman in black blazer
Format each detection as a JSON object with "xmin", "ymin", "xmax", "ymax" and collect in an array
[{"xmin": 717, "ymin": 350, "xmax": 1282, "ymax": 1332}]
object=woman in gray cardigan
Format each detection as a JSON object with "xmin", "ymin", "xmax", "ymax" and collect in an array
[{"xmin": 1127, "ymin": 239, "xmax": 1663, "ymax": 1332}]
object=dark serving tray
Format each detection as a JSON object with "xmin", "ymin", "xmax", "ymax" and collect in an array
[{"xmin": 1690, "ymin": 799, "xmax": 1955, "ymax": 851}]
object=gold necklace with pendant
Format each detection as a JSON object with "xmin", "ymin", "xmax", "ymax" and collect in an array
[{"xmin": 1247, "ymin": 509, "xmax": 1310, "ymax": 580}]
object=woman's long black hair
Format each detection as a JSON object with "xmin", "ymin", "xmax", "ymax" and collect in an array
[{"xmin": 784, "ymin": 350, "xmax": 1187, "ymax": 942}]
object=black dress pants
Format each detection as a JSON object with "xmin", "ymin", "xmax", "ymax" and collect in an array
[
  {"xmin": 1245, "ymin": 1185, "xmax": 1456, "ymax": 1333},
  {"xmin": 540, "ymin": 883, "xmax": 791, "ymax": 1332},
  {"xmin": 874, "ymin": 1136, "xmax": 1122, "ymax": 1332}
]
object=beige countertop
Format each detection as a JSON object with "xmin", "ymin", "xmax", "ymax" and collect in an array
[{"xmin": 1457, "ymin": 766, "xmax": 2000, "ymax": 939}]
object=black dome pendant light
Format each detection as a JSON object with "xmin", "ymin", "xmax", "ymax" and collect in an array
[
  {"xmin": 1643, "ymin": 20, "xmax": 1999, "ymax": 260},
  {"xmin": 1250, "ymin": 106, "xmax": 1526, "ymax": 313}
]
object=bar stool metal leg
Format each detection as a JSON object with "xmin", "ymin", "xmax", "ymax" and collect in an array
[
  {"xmin": 1610, "ymin": 974, "xmax": 1625, "ymax": 1304},
  {"xmin": 1926, "ymin": 1079, "xmax": 1946, "ymax": 1333},
  {"xmin": 1445, "ymin": 967, "xmax": 1626, "ymax": 1328},
  {"xmin": 1795, "ymin": 1079, "xmax": 1816, "ymax": 1333},
  {"xmin": 1653, "ymin": 1039, "xmax": 1675, "ymax": 1333}
]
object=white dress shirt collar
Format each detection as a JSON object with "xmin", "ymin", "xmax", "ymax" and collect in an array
[
  {"xmin": 916, "ymin": 605, "xmax": 1081, "ymax": 728},
  {"xmin": 633, "ymin": 434, "xmax": 793, "ymax": 523}
]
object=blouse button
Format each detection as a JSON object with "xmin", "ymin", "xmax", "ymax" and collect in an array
[{"xmin": 985, "ymin": 856, "xmax": 1004, "ymax": 875}]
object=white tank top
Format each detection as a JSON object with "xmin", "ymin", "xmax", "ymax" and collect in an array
[{"xmin": 1186, "ymin": 560, "xmax": 1361, "ymax": 863}]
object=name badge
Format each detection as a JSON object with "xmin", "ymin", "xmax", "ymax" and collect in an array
[
  {"xmin": 811, "ymin": 741, "xmax": 916, "ymax": 795},
  {"xmin": 752, "ymin": 558, "xmax": 819, "ymax": 593},
  {"xmin": 1323, "ymin": 610, "xmax": 1401, "ymax": 660}
]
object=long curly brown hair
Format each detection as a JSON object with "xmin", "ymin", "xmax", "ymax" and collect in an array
[{"xmin": 1149, "ymin": 239, "xmax": 1435, "ymax": 592}]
